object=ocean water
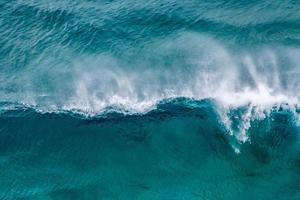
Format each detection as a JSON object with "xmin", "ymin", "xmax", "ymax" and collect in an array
[{"xmin": 1, "ymin": 0, "xmax": 300, "ymax": 199}]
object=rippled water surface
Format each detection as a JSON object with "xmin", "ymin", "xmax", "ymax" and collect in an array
[{"xmin": 0, "ymin": 0, "xmax": 300, "ymax": 199}]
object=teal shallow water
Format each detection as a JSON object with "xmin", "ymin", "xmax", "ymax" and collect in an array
[{"xmin": 0, "ymin": 0, "xmax": 300, "ymax": 199}]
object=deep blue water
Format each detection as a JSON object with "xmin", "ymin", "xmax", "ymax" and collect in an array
[{"xmin": 0, "ymin": 0, "xmax": 300, "ymax": 199}]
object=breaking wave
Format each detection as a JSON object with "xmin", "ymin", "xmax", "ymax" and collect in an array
[{"xmin": 1, "ymin": 0, "xmax": 300, "ymax": 199}]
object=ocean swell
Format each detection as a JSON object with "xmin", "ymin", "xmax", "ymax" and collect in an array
[
  {"xmin": 0, "ymin": 97, "xmax": 300, "ymax": 199},
  {"xmin": 1, "ymin": 32, "xmax": 300, "ymax": 113},
  {"xmin": 1, "ymin": 0, "xmax": 300, "ymax": 199}
]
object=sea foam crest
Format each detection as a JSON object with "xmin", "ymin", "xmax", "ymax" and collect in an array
[{"xmin": 1, "ymin": 33, "xmax": 300, "ymax": 130}]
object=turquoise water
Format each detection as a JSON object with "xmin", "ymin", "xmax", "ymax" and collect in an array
[{"xmin": 1, "ymin": 0, "xmax": 300, "ymax": 199}]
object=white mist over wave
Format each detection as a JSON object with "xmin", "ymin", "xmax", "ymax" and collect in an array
[
  {"xmin": 2, "ymin": 32, "xmax": 300, "ymax": 113},
  {"xmin": 1, "ymin": 32, "xmax": 300, "ymax": 146},
  {"xmin": 63, "ymin": 33, "xmax": 300, "ymax": 113}
]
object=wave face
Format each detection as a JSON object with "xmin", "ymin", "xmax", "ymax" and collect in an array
[{"xmin": 0, "ymin": 0, "xmax": 300, "ymax": 199}]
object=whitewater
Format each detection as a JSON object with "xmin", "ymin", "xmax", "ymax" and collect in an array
[{"xmin": 0, "ymin": 0, "xmax": 300, "ymax": 199}]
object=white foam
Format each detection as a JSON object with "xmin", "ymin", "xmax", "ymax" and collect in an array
[{"xmin": 2, "ymin": 32, "xmax": 300, "ymax": 119}]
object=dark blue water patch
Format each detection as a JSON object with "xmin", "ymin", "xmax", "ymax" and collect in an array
[{"xmin": 0, "ymin": 99, "xmax": 299, "ymax": 199}]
